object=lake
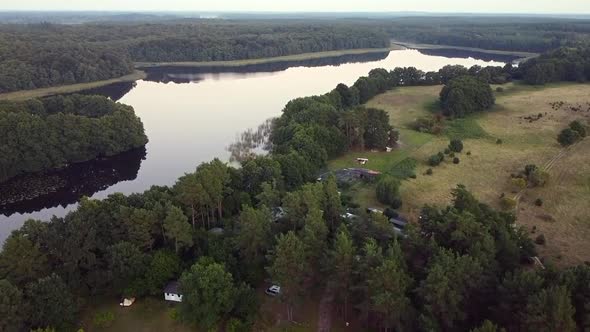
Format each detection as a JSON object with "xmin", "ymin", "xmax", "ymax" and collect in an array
[{"xmin": 0, "ymin": 48, "xmax": 513, "ymax": 243}]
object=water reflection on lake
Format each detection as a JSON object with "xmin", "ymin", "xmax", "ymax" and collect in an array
[{"xmin": 0, "ymin": 49, "xmax": 509, "ymax": 242}]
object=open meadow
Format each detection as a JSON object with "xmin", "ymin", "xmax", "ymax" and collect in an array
[{"xmin": 329, "ymin": 82, "xmax": 590, "ymax": 266}]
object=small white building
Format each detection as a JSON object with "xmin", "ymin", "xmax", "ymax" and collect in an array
[{"xmin": 164, "ymin": 281, "xmax": 183, "ymax": 303}]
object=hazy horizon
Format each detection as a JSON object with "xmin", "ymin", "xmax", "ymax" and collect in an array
[{"xmin": 1, "ymin": 0, "xmax": 589, "ymax": 14}]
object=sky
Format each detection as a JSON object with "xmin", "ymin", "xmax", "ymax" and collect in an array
[{"xmin": 1, "ymin": 0, "xmax": 589, "ymax": 14}]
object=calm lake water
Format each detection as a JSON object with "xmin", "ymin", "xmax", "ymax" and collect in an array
[{"xmin": 0, "ymin": 49, "xmax": 512, "ymax": 242}]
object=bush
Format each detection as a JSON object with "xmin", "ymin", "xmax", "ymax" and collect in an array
[
  {"xmin": 93, "ymin": 310, "xmax": 115, "ymax": 328},
  {"xmin": 558, "ymin": 128, "xmax": 581, "ymax": 146},
  {"xmin": 511, "ymin": 177, "xmax": 527, "ymax": 189},
  {"xmin": 496, "ymin": 138, "xmax": 503, "ymax": 144},
  {"xmin": 448, "ymin": 139, "xmax": 464, "ymax": 153},
  {"xmin": 524, "ymin": 164, "xmax": 538, "ymax": 177},
  {"xmin": 535, "ymin": 198, "xmax": 544, "ymax": 207},
  {"xmin": 444, "ymin": 148, "xmax": 451, "ymax": 154},
  {"xmin": 425, "ymin": 168, "xmax": 433, "ymax": 175},
  {"xmin": 428, "ymin": 152, "xmax": 445, "ymax": 166},
  {"xmin": 528, "ymin": 169, "xmax": 549, "ymax": 187},
  {"xmin": 390, "ymin": 198, "xmax": 403, "ymax": 209},
  {"xmin": 535, "ymin": 234, "xmax": 546, "ymax": 245},
  {"xmin": 496, "ymin": 87, "xmax": 504, "ymax": 92},
  {"xmin": 453, "ymin": 157, "xmax": 460, "ymax": 164},
  {"xmin": 169, "ymin": 308, "xmax": 179, "ymax": 321},
  {"xmin": 500, "ymin": 197, "xmax": 517, "ymax": 210},
  {"xmin": 570, "ymin": 120, "xmax": 587, "ymax": 138},
  {"xmin": 376, "ymin": 176, "xmax": 401, "ymax": 206},
  {"xmin": 466, "ymin": 151, "xmax": 472, "ymax": 156}
]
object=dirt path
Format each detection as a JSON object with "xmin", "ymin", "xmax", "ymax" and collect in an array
[{"xmin": 317, "ymin": 286, "xmax": 335, "ymax": 332}]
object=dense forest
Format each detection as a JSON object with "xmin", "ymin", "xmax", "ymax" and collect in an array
[
  {"xmin": 0, "ymin": 94, "xmax": 148, "ymax": 183},
  {"xmin": 519, "ymin": 46, "xmax": 590, "ymax": 84},
  {"xmin": 380, "ymin": 16, "xmax": 590, "ymax": 52},
  {"xmin": 0, "ymin": 21, "xmax": 389, "ymax": 92}
]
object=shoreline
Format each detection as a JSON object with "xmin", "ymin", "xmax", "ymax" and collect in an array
[
  {"xmin": 0, "ymin": 43, "xmax": 536, "ymax": 101},
  {"xmin": 134, "ymin": 46, "xmax": 402, "ymax": 68},
  {"xmin": 0, "ymin": 70, "xmax": 147, "ymax": 101},
  {"xmin": 391, "ymin": 40, "xmax": 539, "ymax": 62}
]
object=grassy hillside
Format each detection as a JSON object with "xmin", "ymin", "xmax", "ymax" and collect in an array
[{"xmin": 329, "ymin": 82, "xmax": 590, "ymax": 267}]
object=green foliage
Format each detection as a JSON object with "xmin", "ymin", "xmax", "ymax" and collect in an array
[
  {"xmin": 453, "ymin": 157, "xmax": 461, "ymax": 164},
  {"xmin": 521, "ymin": 46, "xmax": 590, "ymax": 85},
  {"xmin": 524, "ymin": 286, "xmax": 576, "ymax": 332},
  {"xmin": 535, "ymin": 234, "xmax": 547, "ymax": 245},
  {"xmin": 388, "ymin": 158, "xmax": 418, "ymax": 180},
  {"xmin": 301, "ymin": 208, "xmax": 329, "ymax": 273},
  {"xmin": 144, "ymin": 250, "xmax": 181, "ymax": 296},
  {"xmin": 0, "ymin": 94, "xmax": 147, "ymax": 182},
  {"xmin": 328, "ymin": 229, "xmax": 356, "ymax": 320},
  {"xmin": 440, "ymin": 76, "xmax": 495, "ymax": 118},
  {"xmin": 266, "ymin": 231, "xmax": 308, "ymax": 321},
  {"xmin": 418, "ymin": 249, "xmax": 484, "ymax": 331},
  {"xmin": 106, "ymin": 241, "xmax": 148, "ymax": 294},
  {"xmin": 376, "ymin": 176, "xmax": 401, "ymax": 207},
  {"xmin": 236, "ymin": 205, "xmax": 273, "ymax": 281},
  {"xmin": 0, "ymin": 22, "xmax": 388, "ymax": 92},
  {"xmin": 449, "ymin": 139, "xmax": 464, "ymax": 153},
  {"xmin": 0, "ymin": 279, "xmax": 24, "ymax": 332},
  {"xmin": 444, "ymin": 117, "xmax": 489, "ymax": 139},
  {"xmin": 368, "ymin": 241, "xmax": 414, "ymax": 330},
  {"xmin": 179, "ymin": 258, "xmax": 237, "ymax": 329},
  {"xmin": 529, "ymin": 169, "xmax": 550, "ymax": 187},
  {"xmin": 0, "ymin": 233, "xmax": 49, "ymax": 287},
  {"xmin": 512, "ymin": 177, "xmax": 527, "ymax": 190},
  {"xmin": 428, "ymin": 152, "xmax": 445, "ymax": 167},
  {"xmin": 93, "ymin": 310, "xmax": 115, "ymax": 328},
  {"xmin": 500, "ymin": 197, "xmax": 517, "ymax": 210},
  {"xmin": 164, "ymin": 205, "xmax": 193, "ymax": 253},
  {"xmin": 558, "ymin": 128, "xmax": 581, "ymax": 146},
  {"xmin": 569, "ymin": 120, "xmax": 587, "ymax": 138},
  {"xmin": 471, "ymin": 320, "xmax": 505, "ymax": 332},
  {"xmin": 26, "ymin": 273, "xmax": 78, "ymax": 330},
  {"xmin": 535, "ymin": 198, "xmax": 544, "ymax": 207}
]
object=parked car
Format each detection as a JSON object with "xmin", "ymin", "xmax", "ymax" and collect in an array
[
  {"xmin": 341, "ymin": 212, "xmax": 358, "ymax": 220},
  {"xmin": 265, "ymin": 285, "xmax": 281, "ymax": 296}
]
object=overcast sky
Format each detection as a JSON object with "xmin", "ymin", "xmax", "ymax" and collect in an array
[{"xmin": 0, "ymin": 0, "xmax": 589, "ymax": 13}]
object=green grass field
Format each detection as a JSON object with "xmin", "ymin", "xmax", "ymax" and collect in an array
[
  {"xmin": 80, "ymin": 297, "xmax": 193, "ymax": 332},
  {"xmin": 336, "ymin": 82, "xmax": 590, "ymax": 266}
]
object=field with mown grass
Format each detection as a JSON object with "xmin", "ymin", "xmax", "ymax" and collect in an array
[{"xmin": 330, "ymin": 82, "xmax": 590, "ymax": 267}]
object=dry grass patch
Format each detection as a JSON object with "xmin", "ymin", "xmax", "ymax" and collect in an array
[
  {"xmin": 366, "ymin": 85, "xmax": 442, "ymax": 128},
  {"xmin": 358, "ymin": 83, "xmax": 590, "ymax": 266},
  {"xmin": 517, "ymin": 139, "xmax": 590, "ymax": 267}
]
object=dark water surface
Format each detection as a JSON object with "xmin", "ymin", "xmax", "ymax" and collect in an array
[{"xmin": 0, "ymin": 49, "xmax": 509, "ymax": 243}]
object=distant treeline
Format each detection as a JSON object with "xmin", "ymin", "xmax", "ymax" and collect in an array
[
  {"xmin": 381, "ymin": 17, "xmax": 590, "ymax": 52},
  {"xmin": 519, "ymin": 46, "xmax": 590, "ymax": 84},
  {"xmin": 0, "ymin": 21, "xmax": 389, "ymax": 93},
  {"xmin": 0, "ymin": 94, "xmax": 148, "ymax": 182}
]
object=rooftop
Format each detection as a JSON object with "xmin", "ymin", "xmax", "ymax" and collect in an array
[{"xmin": 164, "ymin": 281, "xmax": 181, "ymax": 295}]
